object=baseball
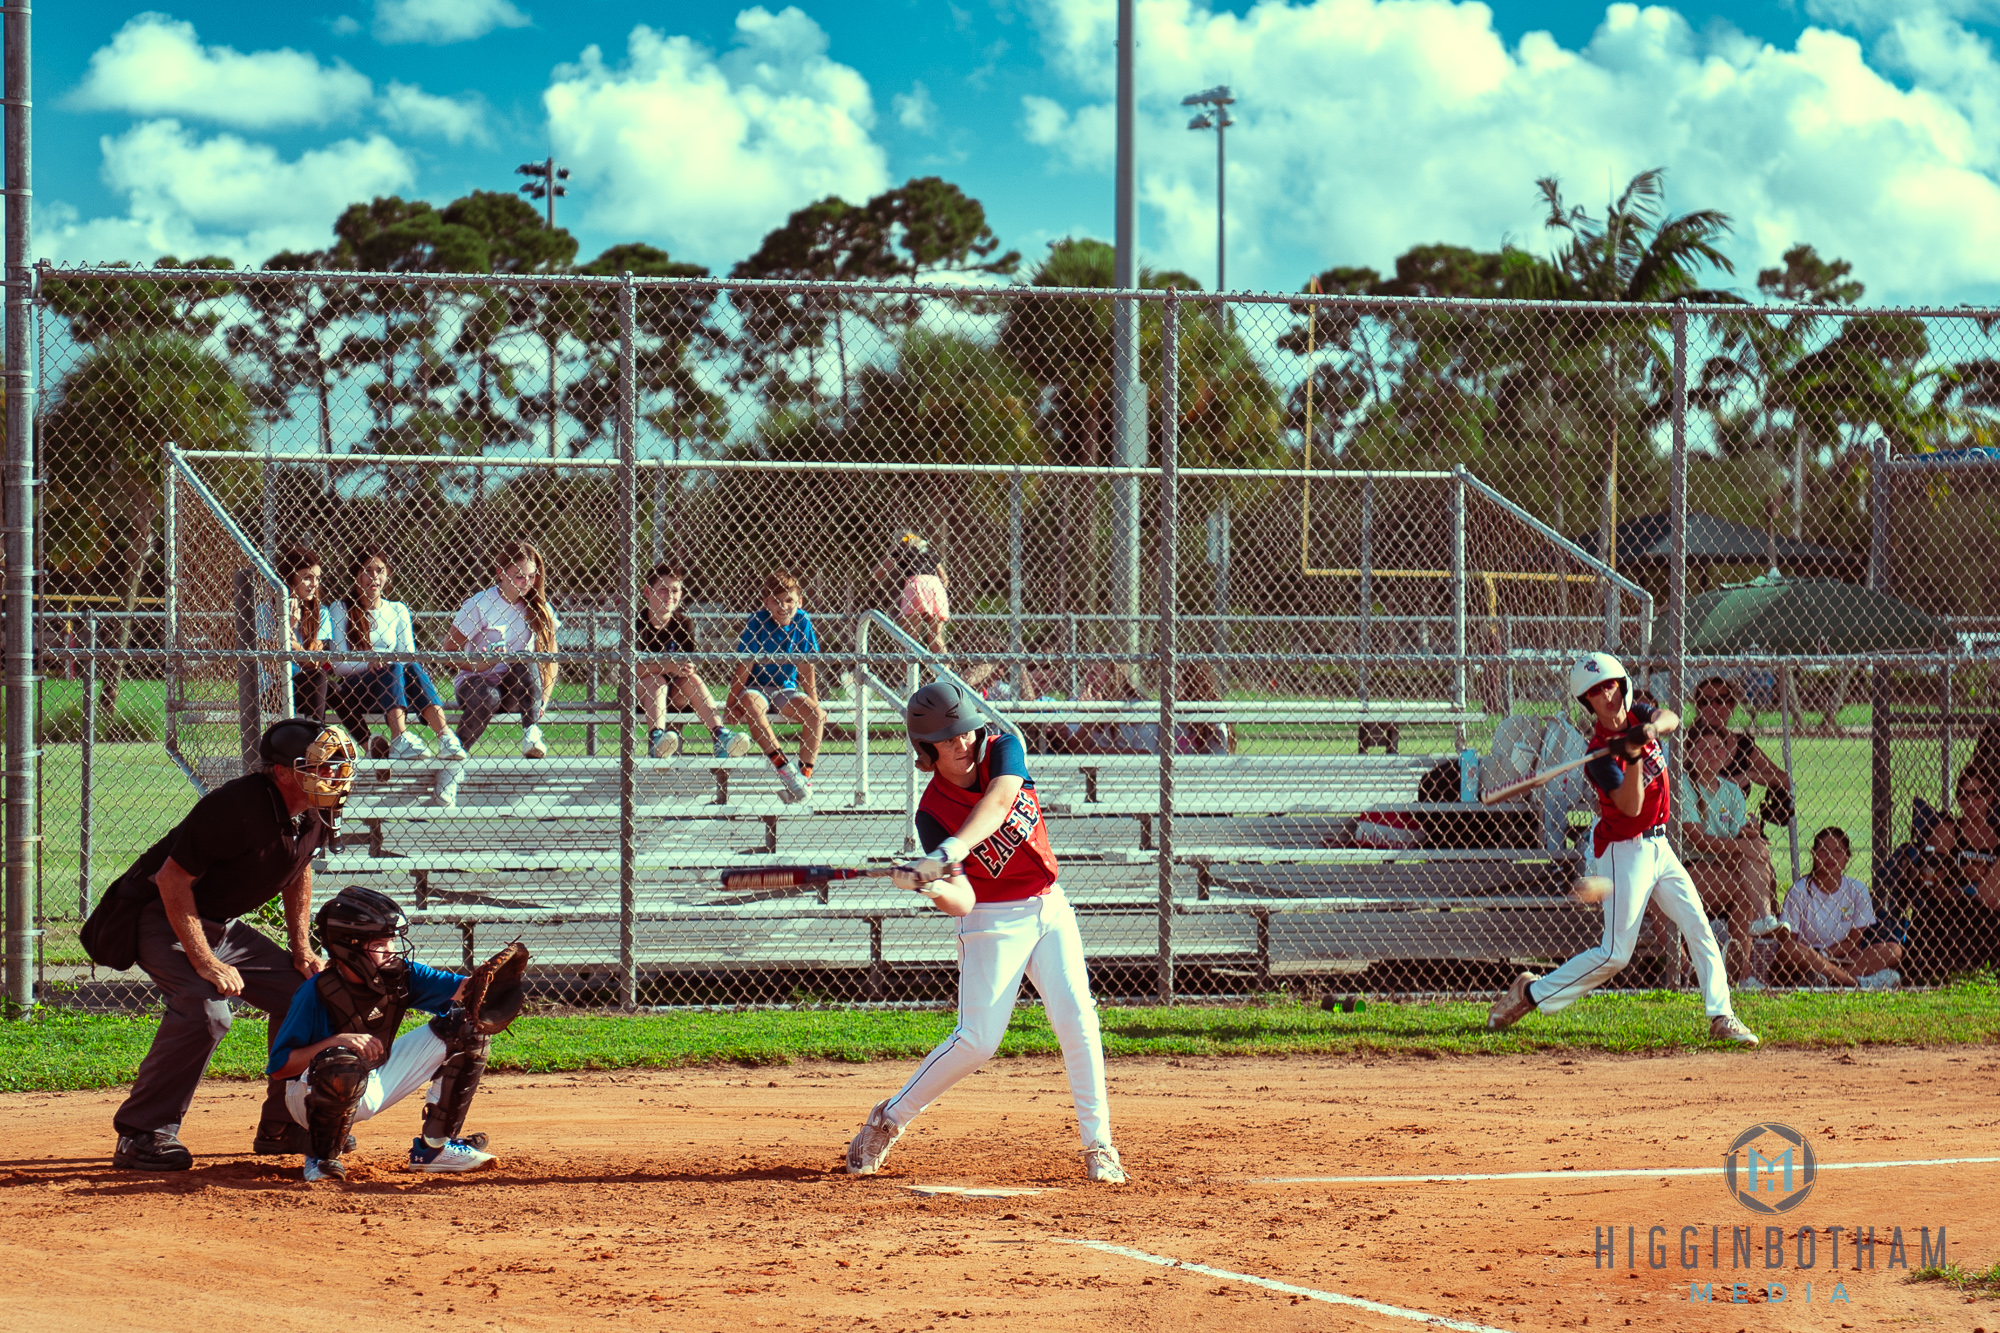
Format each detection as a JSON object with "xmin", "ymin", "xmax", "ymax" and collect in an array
[{"xmin": 1573, "ymin": 875, "xmax": 1612, "ymax": 904}]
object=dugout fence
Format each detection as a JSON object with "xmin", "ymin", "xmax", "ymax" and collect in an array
[{"xmin": 18, "ymin": 267, "xmax": 2000, "ymax": 1010}]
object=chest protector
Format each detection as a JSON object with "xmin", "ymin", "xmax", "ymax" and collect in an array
[{"xmin": 314, "ymin": 966, "xmax": 411, "ymax": 1060}]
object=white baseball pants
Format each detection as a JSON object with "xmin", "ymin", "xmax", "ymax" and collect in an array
[
  {"xmin": 1533, "ymin": 831, "xmax": 1735, "ymax": 1020},
  {"xmin": 881, "ymin": 885, "xmax": 1112, "ymax": 1149},
  {"xmin": 284, "ymin": 1023, "xmax": 449, "ymax": 1127}
]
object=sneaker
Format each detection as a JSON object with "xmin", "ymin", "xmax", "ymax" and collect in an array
[
  {"xmin": 648, "ymin": 727, "xmax": 681, "ymax": 760},
  {"xmin": 776, "ymin": 762, "xmax": 810, "ymax": 805},
  {"xmin": 1083, "ymin": 1144, "xmax": 1127, "ymax": 1184},
  {"xmin": 714, "ymin": 727, "xmax": 752, "ymax": 759},
  {"xmin": 1748, "ymin": 915, "xmax": 1790, "ymax": 939},
  {"xmin": 1486, "ymin": 972, "xmax": 1541, "ymax": 1031},
  {"xmin": 303, "ymin": 1156, "xmax": 347, "ymax": 1183},
  {"xmin": 387, "ymin": 731, "xmax": 432, "ymax": 761},
  {"xmin": 434, "ymin": 730, "xmax": 469, "ymax": 762},
  {"xmin": 366, "ymin": 734, "xmax": 392, "ymax": 760},
  {"xmin": 845, "ymin": 1100, "xmax": 903, "ymax": 1175},
  {"xmin": 112, "ymin": 1128, "xmax": 192, "ymax": 1172},
  {"xmin": 1710, "ymin": 1014, "xmax": 1760, "ymax": 1046},
  {"xmin": 408, "ymin": 1136, "xmax": 495, "ymax": 1173},
  {"xmin": 521, "ymin": 724, "xmax": 547, "ymax": 759},
  {"xmin": 1856, "ymin": 968, "xmax": 1900, "ymax": 992},
  {"xmin": 433, "ymin": 764, "xmax": 463, "ymax": 808}
]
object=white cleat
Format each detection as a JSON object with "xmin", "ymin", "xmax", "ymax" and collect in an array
[
  {"xmin": 1710, "ymin": 1014, "xmax": 1760, "ymax": 1046},
  {"xmin": 845, "ymin": 1100, "xmax": 903, "ymax": 1175},
  {"xmin": 1083, "ymin": 1144, "xmax": 1127, "ymax": 1184},
  {"xmin": 1486, "ymin": 972, "xmax": 1540, "ymax": 1031},
  {"xmin": 409, "ymin": 1136, "xmax": 495, "ymax": 1172}
]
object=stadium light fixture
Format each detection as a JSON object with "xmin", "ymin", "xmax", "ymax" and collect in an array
[
  {"xmin": 1182, "ymin": 86, "xmax": 1235, "ymax": 295},
  {"xmin": 514, "ymin": 157, "xmax": 570, "ymax": 458}
]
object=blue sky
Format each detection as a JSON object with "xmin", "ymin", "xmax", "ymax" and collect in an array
[{"xmin": 32, "ymin": 0, "xmax": 2000, "ymax": 301}]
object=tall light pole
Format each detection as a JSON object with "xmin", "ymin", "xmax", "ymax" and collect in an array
[
  {"xmin": 1110, "ymin": 0, "xmax": 1145, "ymax": 671},
  {"xmin": 516, "ymin": 158, "xmax": 569, "ymax": 459},
  {"xmin": 1182, "ymin": 86, "xmax": 1233, "ymax": 295}
]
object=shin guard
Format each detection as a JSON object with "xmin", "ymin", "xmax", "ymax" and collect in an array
[
  {"xmin": 303, "ymin": 1046, "xmax": 369, "ymax": 1161},
  {"xmin": 422, "ymin": 1015, "xmax": 491, "ymax": 1142}
]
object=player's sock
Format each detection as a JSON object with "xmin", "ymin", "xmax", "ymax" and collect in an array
[
  {"xmin": 1523, "ymin": 979, "xmax": 1540, "ymax": 1006},
  {"xmin": 768, "ymin": 751, "xmax": 786, "ymax": 767}
]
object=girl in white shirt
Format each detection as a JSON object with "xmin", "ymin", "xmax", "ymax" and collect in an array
[
  {"xmin": 1775, "ymin": 826, "xmax": 1902, "ymax": 989},
  {"xmin": 440, "ymin": 540, "xmax": 561, "ymax": 762},
  {"xmin": 326, "ymin": 549, "xmax": 466, "ymax": 763}
]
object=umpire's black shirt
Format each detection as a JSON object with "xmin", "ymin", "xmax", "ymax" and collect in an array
[{"xmin": 126, "ymin": 773, "xmax": 320, "ymax": 921}]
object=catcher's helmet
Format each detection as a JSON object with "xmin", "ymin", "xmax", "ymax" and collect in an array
[
  {"xmin": 260, "ymin": 717, "xmax": 358, "ymax": 810},
  {"xmin": 905, "ymin": 680, "xmax": 988, "ymax": 763},
  {"xmin": 1568, "ymin": 653, "xmax": 1629, "ymax": 706},
  {"xmin": 316, "ymin": 885, "xmax": 411, "ymax": 996}
]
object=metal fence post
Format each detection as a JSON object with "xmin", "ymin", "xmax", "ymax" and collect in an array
[
  {"xmin": 79, "ymin": 615, "xmax": 95, "ymax": 918},
  {"xmin": 1008, "ymin": 466, "xmax": 1025, "ymax": 698},
  {"xmin": 1665, "ymin": 301, "xmax": 1689, "ymax": 982},
  {"xmin": 1870, "ymin": 438, "xmax": 1893, "ymax": 864},
  {"xmin": 616, "ymin": 273, "xmax": 639, "ymax": 1010},
  {"xmin": 4, "ymin": 0, "xmax": 36, "ymax": 1010},
  {"xmin": 1156, "ymin": 292, "xmax": 1179, "ymax": 1005},
  {"xmin": 1358, "ymin": 479, "xmax": 1373, "ymax": 704},
  {"xmin": 586, "ymin": 606, "xmax": 600, "ymax": 757},
  {"xmin": 163, "ymin": 456, "xmax": 178, "ymax": 760},
  {"xmin": 852, "ymin": 614, "xmax": 870, "ymax": 806},
  {"xmin": 1065, "ymin": 612, "xmax": 1080, "ymax": 701},
  {"xmin": 1450, "ymin": 468, "xmax": 1467, "ymax": 752}
]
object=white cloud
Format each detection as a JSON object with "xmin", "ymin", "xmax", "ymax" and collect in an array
[
  {"xmin": 70, "ymin": 13, "xmax": 374, "ymax": 129},
  {"xmin": 1020, "ymin": 0, "xmax": 2000, "ymax": 301},
  {"xmin": 379, "ymin": 81, "xmax": 492, "ymax": 144},
  {"xmin": 544, "ymin": 7, "xmax": 890, "ymax": 264},
  {"xmin": 894, "ymin": 80, "xmax": 937, "ymax": 133},
  {"xmin": 39, "ymin": 119, "xmax": 415, "ymax": 265},
  {"xmin": 373, "ymin": 0, "xmax": 529, "ymax": 45}
]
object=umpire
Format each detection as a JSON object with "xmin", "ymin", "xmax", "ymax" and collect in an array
[{"xmin": 91, "ymin": 718, "xmax": 358, "ymax": 1171}]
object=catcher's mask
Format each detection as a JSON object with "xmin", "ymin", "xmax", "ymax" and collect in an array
[
  {"xmin": 904, "ymin": 679, "xmax": 989, "ymax": 765},
  {"xmin": 260, "ymin": 718, "xmax": 358, "ymax": 810},
  {"xmin": 317, "ymin": 885, "xmax": 412, "ymax": 996}
]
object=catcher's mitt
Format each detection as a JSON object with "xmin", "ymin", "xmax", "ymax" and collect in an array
[{"xmin": 459, "ymin": 940, "xmax": 530, "ymax": 1037}]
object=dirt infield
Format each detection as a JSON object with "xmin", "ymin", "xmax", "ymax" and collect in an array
[{"xmin": 2, "ymin": 1046, "xmax": 1997, "ymax": 1332}]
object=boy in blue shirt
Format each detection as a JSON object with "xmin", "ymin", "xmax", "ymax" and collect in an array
[
  {"xmin": 268, "ymin": 886, "xmax": 506, "ymax": 1181},
  {"xmin": 725, "ymin": 570, "xmax": 827, "ymax": 803}
]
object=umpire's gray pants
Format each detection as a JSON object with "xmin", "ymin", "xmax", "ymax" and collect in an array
[{"xmin": 112, "ymin": 901, "xmax": 308, "ymax": 1139}]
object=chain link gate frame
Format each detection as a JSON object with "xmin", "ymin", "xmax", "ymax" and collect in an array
[{"xmin": 22, "ymin": 265, "xmax": 2000, "ymax": 1010}]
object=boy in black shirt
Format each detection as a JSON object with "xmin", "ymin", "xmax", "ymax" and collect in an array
[{"xmin": 635, "ymin": 565, "xmax": 749, "ymax": 759}]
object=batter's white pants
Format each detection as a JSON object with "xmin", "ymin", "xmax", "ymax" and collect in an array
[
  {"xmin": 284, "ymin": 1024, "xmax": 449, "ymax": 1128},
  {"xmin": 881, "ymin": 885, "xmax": 1112, "ymax": 1149},
  {"xmin": 1532, "ymin": 832, "xmax": 1735, "ymax": 1020}
]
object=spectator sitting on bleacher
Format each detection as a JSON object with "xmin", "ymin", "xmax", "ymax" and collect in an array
[
  {"xmin": 636, "ymin": 563, "xmax": 748, "ymax": 761},
  {"xmin": 275, "ymin": 545, "xmax": 333, "ymax": 721},
  {"xmin": 724, "ymin": 570, "xmax": 824, "ymax": 805},
  {"xmin": 438, "ymin": 541, "xmax": 560, "ymax": 790},
  {"xmin": 325, "ymin": 549, "xmax": 466, "ymax": 764},
  {"xmin": 1772, "ymin": 827, "xmax": 1901, "ymax": 989},
  {"xmin": 1675, "ymin": 726, "xmax": 1781, "ymax": 983},
  {"xmin": 1691, "ymin": 674, "xmax": 1796, "ymax": 830}
]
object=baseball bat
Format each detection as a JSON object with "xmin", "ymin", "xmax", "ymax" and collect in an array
[
  {"xmin": 1478, "ymin": 747, "xmax": 1610, "ymax": 807},
  {"xmin": 718, "ymin": 866, "xmax": 893, "ymax": 892}
]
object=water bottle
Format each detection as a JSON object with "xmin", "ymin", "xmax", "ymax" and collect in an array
[{"xmin": 1458, "ymin": 749, "xmax": 1479, "ymax": 803}]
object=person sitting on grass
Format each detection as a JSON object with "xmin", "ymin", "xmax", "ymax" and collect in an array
[
  {"xmin": 1904, "ymin": 807, "xmax": 2000, "ymax": 984},
  {"xmin": 635, "ymin": 563, "xmax": 748, "ymax": 760},
  {"xmin": 325, "ymin": 549, "xmax": 466, "ymax": 763},
  {"xmin": 1772, "ymin": 826, "xmax": 1902, "ymax": 990},
  {"xmin": 724, "ymin": 570, "xmax": 825, "ymax": 805}
]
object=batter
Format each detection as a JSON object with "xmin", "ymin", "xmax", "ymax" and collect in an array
[
  {"xmin": 1487, "ymin": 654, "xmax": 1758, "ymax": 1045},
  {"xmin": 844, "ymin": 680, "xmax": 1125, "ymax": 1183}
]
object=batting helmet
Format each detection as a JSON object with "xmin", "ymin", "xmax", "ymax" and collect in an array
[
  {"xmin": 905, "ymin": 680, "xmax": 987, "ymax": 762},
  {"xmin": 316, "ymin": 885, "xmax": 412, "ymax": 997},
  {"xmin": 260, "ymin": 717, "xmax": 358, "ymax": 810},
  {"xmin": 1568, "ymin": 653, "xmax": 1629, "ymax": 707}
]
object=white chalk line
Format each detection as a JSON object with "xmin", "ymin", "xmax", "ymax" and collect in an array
[
  {"xmin": 1257, "ymin": 1154, "xmax": 2000, "ymax": 1185},
  {"xmin": 1054, "ymin": 1238, "xmax": 1514, "ymax": 1333}
]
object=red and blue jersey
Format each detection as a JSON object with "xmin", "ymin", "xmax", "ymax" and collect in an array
[
  {"xmin": 1590, "ymin": 700, "xmax": 1671, "ymax": 856},
  {"xmin": 914, "ymin": 731, "xmax": 1059, "ymax": 902}
]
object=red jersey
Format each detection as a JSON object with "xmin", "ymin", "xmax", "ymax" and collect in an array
[
  {"xmin": 914, "ymin": 737, "xmax": 1059, "ymax": 903},
  {"xmin": 1590, "ymin": 702, "xmax": 1670, "ymax": 857}
]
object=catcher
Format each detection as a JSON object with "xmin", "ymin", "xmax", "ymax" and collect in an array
[{"xmin": 266, "ymin": 886, "xmax": 529, "ymax": 1181}]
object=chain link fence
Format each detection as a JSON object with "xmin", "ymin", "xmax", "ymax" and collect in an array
[{"xmin": 23, "ymin": 264, "xmax": 2000, "ymax": 1009}]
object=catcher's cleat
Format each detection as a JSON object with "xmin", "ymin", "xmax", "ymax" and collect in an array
[
  {"xmin": 302, "ymin": 1156, "xmax": 347, "ymax": 1183},
  {"xmin": 113, "ymin": 1129, "xmax": 192, "ymax": 1172},
  {"xmin": 1486, "ymin": 972, "xmax": 1541, "ymax": 1031},
  {"xmin": 1710, "ymin": 1014, "xmax": 1760, "ymax": 1046},
  {"xmin": 409, "ymin": 1137, "xmax": 495, "ymax": 1172},
  {"xmin": 845, "ymin": 1100, "xmax": 903, "ymax": 1175},
  {"xmin": 1083, "ymin": 1144, "xmax": 1127, "ymax": 1184}
]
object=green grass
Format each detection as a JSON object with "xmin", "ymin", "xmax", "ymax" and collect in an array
[
  {"xmin": 1906, "ymin": 1260, "xmax": 2000, "ymax": 1295},
  {"xmin": 6, "ymin": 978, "xmax": 1997, "ymax": 1094}
]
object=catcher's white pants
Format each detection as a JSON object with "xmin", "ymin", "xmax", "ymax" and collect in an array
[
  {"xmin": 882, "ymin": 885, "xmax": 1112, "ymax": 1149},
  {"xmin": 1533, "ymin": 831, "xmax": 1735, "ymax": 1020},
  {"xmin": 284, "ymin": 1024, "xmax": 449, "ymax": 1127}
]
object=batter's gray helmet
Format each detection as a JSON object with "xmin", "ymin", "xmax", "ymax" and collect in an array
[{"xmin": 904, "ymin": 680, "xmax": 987, "ymax": 748}]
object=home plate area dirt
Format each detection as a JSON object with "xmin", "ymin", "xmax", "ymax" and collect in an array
[{"xmin": 3, "ymin": 1048, "xmax": 1997, "ymax": 1332}]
